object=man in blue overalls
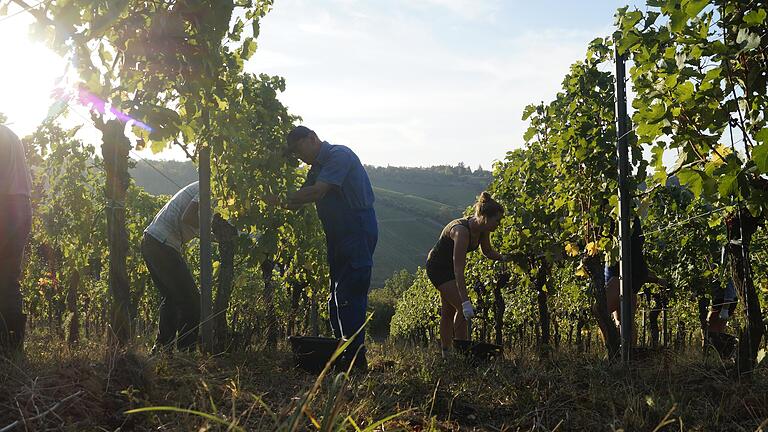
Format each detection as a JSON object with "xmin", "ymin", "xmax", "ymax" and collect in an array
[{"xmin": 284, "ymin": 126, "xmax": 378, "ymax": 370}]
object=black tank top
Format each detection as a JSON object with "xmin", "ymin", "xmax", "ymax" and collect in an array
[{"xmin": 427, "ymin": 218, "xmax": 480, "ymax": 268}]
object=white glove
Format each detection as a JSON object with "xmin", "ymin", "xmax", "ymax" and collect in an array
[{"xmin": 462, "ymin": 300, "xmax": 475, "ymax": 319}]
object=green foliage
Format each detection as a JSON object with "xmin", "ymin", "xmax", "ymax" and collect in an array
[
  {"xmin": 14, "ymin": 0, "xmax": 768, "ymax": 368},
  {"xmin": 617, "ymin": 0, "xmax": 768, "ymax": 214},
  {"xmin": 369, "ymin": 269, "xmax": 416, "ymax": 339},
  {"xmin": 23, "ymin": 0, "xmax": 334, "ymax": 346},
  {"xmin": 390, "ymin": 268, "xmax": 440, "ymax": 343},
  {"xmin": 21, "ymin": 121, "xmax": 165, "ymax": 335},
  {"xmin": 383, "ymin": 269, "xmax": 416, "ymax": 299}
]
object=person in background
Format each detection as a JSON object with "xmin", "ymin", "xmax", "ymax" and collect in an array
[
  {"xmin": 143, "ymin": 181, "xmax": 211, "ymax": 353},
  {"xmin": 0, "ymin": 123, "xmax": 33, "ymax": 355},
  {"xmin": 706, "ymin": 248, "xmax": 738, "ymax": 358},
  {"xmin": 425, "ymin": 192, "xmax": 509, "ymax": 355},
  {"xmin": 282, "ymin": 126, "xmax": 377, "ymax": 371},
  {"xmin": 601, "ymin": 216, "xmax": 668, "ymax": 341},
  {"xmin": 706, "ymin": 279, "xmax": 738, "ymax": 357}
]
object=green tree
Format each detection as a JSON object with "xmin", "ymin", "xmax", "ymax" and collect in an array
[
  {"xmin": 487, "ymin": 142, "xmax": 564, "ymax": 348},
  {"xmin": 390, "ymin": 268, "xmax": 440, "ymax": 345},
  {"xmin": 617, "ymin": 0, "xmax": 768, "ymax": 374}
]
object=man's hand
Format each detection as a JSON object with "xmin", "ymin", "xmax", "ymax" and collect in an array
[
  {"xmin": 262, "ymin": 193, "xmax": 303, "ymax": 210},
  {"xmin": 182, "ymin": 200, "xmax": 200, "ymax": 229}
]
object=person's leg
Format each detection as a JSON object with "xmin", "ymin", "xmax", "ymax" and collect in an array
[
  {"xmin": 607, "ymin": 277, "xmax": 641, "ymax": 345},
  {"xmin": 438, "ymin": 291, "xmax": 457, "ymax": 350},
  {"xmin": 174, "ymin": 258, "xmax": 200, "ymax": 351},
  {"xmin": 142, "ymin": 235, "xmax": 200, "ymax": 351},
  {"xmin": 593, "ymin": 302, "xmax": 609, "ymax": 345},
  {"xmin": 706, "ymin": 309, "xmax": 736, "ymax": 357},
  {"xmin": 334, "ymin": 263, "xmax": 372, "ymax": 368},
  {"xmin": 327, "ymin": 278, "xmax": 343, "ymax": 340},
  {"xmin": 437, "ymin": 280, "xmax": 467, "ymax": 341},
  {"xmin": 142, "ymin": 236, "xmax": 177, "ymax": 350},
  {"xmin": 327, "ymin": 282, "xmax": 342, "ymax": 339},
  {"xmin": 156, "ymin": 298, "xmax": 179, "ymax": 350},
  {"xmin": 326, "ymin": 245, "xmax": 343, "ymax": 340},
  {"xmin": 707, "ymin": 311, "xmax": 727, "ymax": 334},
  {"xmin": 605, "ymin": 276, "xmax": 620, "ymax": 329},
  {"xmin": 0, "ymin": 196, "xmax": 31, "ymax": 354},
  {"xmin": 631, "ymin": 293, "xmax": 639, "ymax": 346}
]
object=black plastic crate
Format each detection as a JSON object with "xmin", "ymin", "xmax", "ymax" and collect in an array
[
  {"xmin": 453, "ymin": 339, "xmax": 503, "ymax": 361},
  {"xmin": 288, "ymin": 336, "xmax": 342, "ymax": 373}
]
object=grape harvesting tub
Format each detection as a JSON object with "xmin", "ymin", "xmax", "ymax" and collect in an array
[{"xmin": 288, "ymin": 336, "xmax": 341, "ymax": 373}]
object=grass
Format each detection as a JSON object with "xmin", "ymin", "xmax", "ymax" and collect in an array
[{"xmin": 1, "ymin": 329, "xmax": 767, "ymax": 431}]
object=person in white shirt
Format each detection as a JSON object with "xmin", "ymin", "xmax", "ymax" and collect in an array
[
  {"xmin": 0, "ymin": 123, "xmax": 33, "ymax": 354},
  {"xmin": 142, "ymin": 181, "xmax": 203, "ymax": 352}
]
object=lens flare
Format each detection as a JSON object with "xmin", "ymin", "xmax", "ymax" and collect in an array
[{"xmin": 75, "ymin": 87, "xmax": 154, "ymax": 133}]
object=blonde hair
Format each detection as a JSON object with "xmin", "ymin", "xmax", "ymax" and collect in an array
[{"xmin": 474, "ymin": 191, "xmax": 504, "ymax": 219}]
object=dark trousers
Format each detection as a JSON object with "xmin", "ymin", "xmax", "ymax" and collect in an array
[
  {"xmin": 327, "ymin": 231, "xmax": 377, "ymax": 361},
  {"xmin": 0, "ymin": 195, "xmax": 31, "ymax": 353},
  {"xmin": 328, "ymin": 265, "xmax": 372, "ymax": 358},
  {"xmin": 141, "ymin": 233, "xmax": 200, "ymax": 350}
]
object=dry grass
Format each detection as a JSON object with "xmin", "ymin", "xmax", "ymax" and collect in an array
[{"xmin": 1, "ymin": 331, "xmax": 767, "ymax": 431}]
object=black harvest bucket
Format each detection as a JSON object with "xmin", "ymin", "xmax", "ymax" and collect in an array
[
  {"xmin": 453, "ymin": 317, "xmax": 503, "ymax": 361},
  {"xmin": 453, "ymin": 339, "xmax": 503, "ymax": 361},
  {"xmin": 288, "ymin": 336, "xmax": 341, "ymax": 373}
]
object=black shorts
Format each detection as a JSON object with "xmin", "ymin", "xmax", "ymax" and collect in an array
[{"xmin": 426, "ymin": 259, "xmax": 455, "ymax": 288}]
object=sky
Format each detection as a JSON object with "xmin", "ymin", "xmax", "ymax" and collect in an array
[{"xmin": 0, "ymin": 0, "xmax": 644, "ymax": 169}]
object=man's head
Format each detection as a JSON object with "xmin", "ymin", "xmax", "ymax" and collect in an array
[{"xmin": 285, "ymin": 126, "xmax": 322, "ymax": 164}]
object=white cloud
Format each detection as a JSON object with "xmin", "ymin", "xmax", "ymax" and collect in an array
[
  {"xmin": 249, "ymin": 3, "xmax": 603, "ymax": 168},
  {"xmin": 405, "ymin": 0, "xmax": 503, "ymax": 22}
]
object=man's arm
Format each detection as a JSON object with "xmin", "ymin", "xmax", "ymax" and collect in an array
[
  {"xmin": 285, "ymin": 181, "xmax": 332, "ymax": 210},
  {"xmin": 182, "ymin": 200, "xmax": 200, "ymax": 229}
]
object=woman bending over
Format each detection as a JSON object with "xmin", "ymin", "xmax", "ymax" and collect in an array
[{"xmin": 426, "ymin": 192, "xmax": 509, "ymax": 353}]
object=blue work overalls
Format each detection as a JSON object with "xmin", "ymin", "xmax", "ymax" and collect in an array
[{"xmin": 307, "ymin": 143, "xmax": 377, "ymax": 360}]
